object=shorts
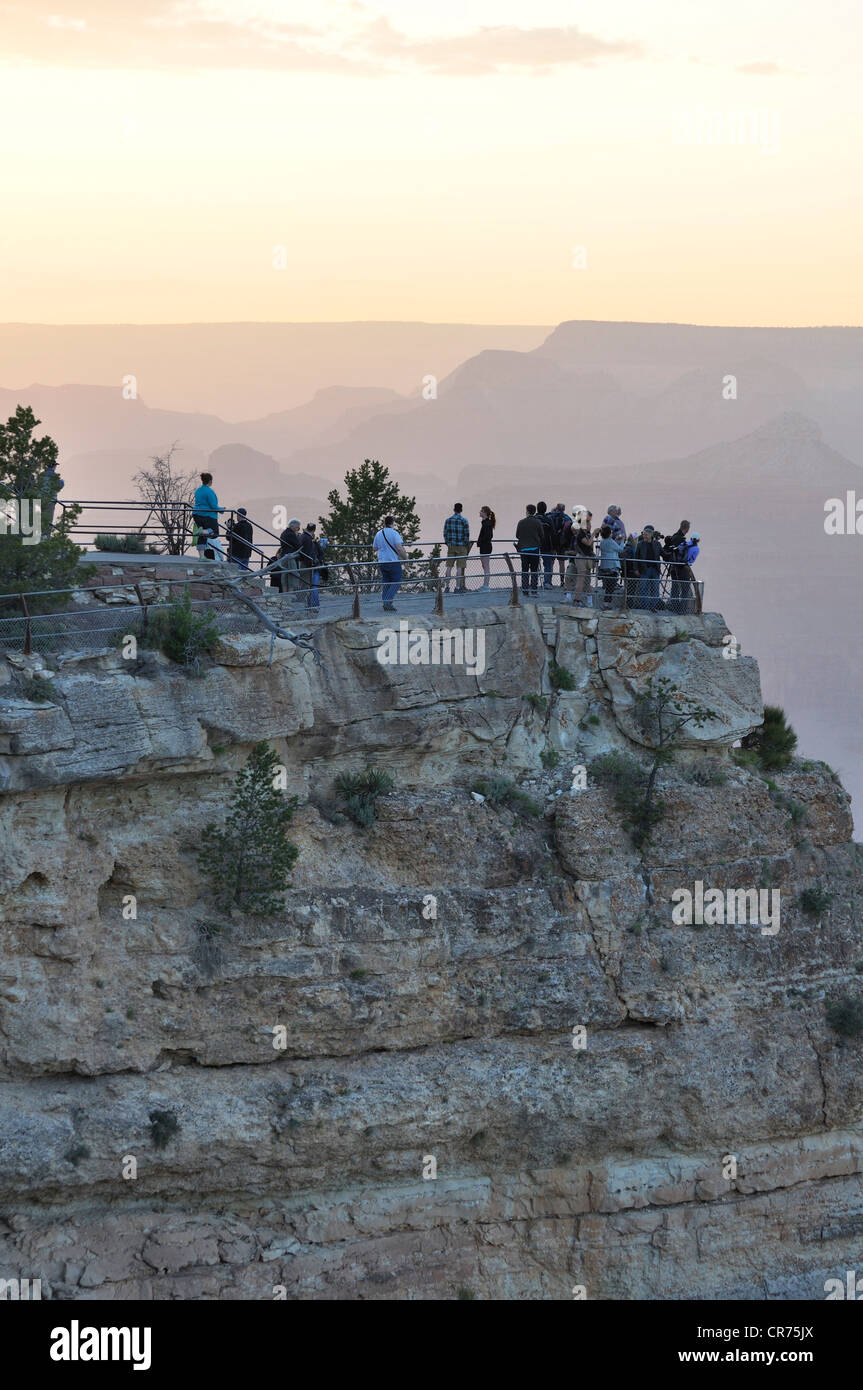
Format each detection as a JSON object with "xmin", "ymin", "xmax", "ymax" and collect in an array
[{"xmin": 446, "ymin": 544, "xmax": 469, "ymax": 568}]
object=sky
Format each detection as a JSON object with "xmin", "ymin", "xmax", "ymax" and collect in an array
[{"xmin": 0, "ymin": 0, "xmax": 860, "ymax": 324}]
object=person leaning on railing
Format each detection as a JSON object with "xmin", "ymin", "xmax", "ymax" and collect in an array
[{"xmin": 275, "ymin": 519, "xmax": 303, "ymax": 593}]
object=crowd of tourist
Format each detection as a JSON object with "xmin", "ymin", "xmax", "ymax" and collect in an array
[{"xmin": 191, "ymin": 474, "xmax": 700, "ymax": 617}]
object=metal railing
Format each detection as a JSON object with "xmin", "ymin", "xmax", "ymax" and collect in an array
[{"xmin": 0, "ymin": 547, "xmax": 702, "ymax": 657}]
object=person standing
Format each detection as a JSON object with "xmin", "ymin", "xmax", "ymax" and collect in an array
[
  {"xmin": 193, "ymin": 472, "xmax": 221, "ymax": 553},
  {"xmin": 602, "ymin": 505, "xmax": 626, "ymax": 543},
  {"xmin": 635, "ymin": 526, "xmax": 663, "ymax": 611},
  {"xmin": 549, "ymin": 502, "xmax": 571, "ymax": 586},
  {"xmin": 477, "ymin": 506, "xmax": 495, "ymax": 590},
  {"xmin": 227, "ymin": 507, "xmax": 254, "ymax": 570},
  {"xmin": 536, "ymin": 501, "xmax": 555, "ymax": 590},
  {"xmin": 621, "ymin": 533, "xmax": 639, "ymax": 607},
  {"xmin": 572, "ymin": 510, "xmax": 596, "ymax": 606},
  {"xmin": 663, "ymin": 519, "xmax": 691, "ymax": 613},
  {"xmin": 373, "ymin": 515, "xmax": 405, "ymax": 612},
  {"xmin": 679, "ymin": 533, "xmax": 700, "ymax": 613},
  {"xmin": 515, "ymin": 504, "xmax": 544, "ymax": 596},
  {"xmin": 276, "ymin": 519, "xmax": 303, "ymax": 593},
  {"xmin": 298, "ymin": 522, "xmax": 323, "ymax": 616},
  {"xmin": 597, "ymin": 524, "xmax": 624, "ymax": 606},
  {"xmin": 443, "ymin": 503, "xmax": 470, "ymax": 593}
]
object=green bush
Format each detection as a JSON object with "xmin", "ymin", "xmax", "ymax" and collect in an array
[
  {"xmin": 471, "ymin": 775, "xmax": 541, "ymax": 818},
  {"xmin": 143, "ymin": 590, "xmax": 220, "ymax": 670},
  {"xmin": 549, "ymin": 661, "xmax": 575, "ymax": 691},
  {"xmin": 524, "ymin": 692, "xmax": 548, "ymax": 711},
  {"xmin": 825, "ymin": 993, "xmax": 863, "ymax": 1038},
  {"xmin": 335, "ymin": 765, "xmax": 394, "ymax": 827},
  {"xmin": 686, "ymin": 759, "xmax": 728, "ymax": 787},
  {"xmin": 540, "ymin": 746, "xmax": 560, "ymax": 769},
  {"xmin": 149, "ymin": 1110, "xmax": 180, "ymax": 1149},
  {"xmin": 94, "ymin": 532, "xmax": 147, "ymax": 554},
  {"xmin": 799, "ymin": 883, "xmax": 834, "ymax": 917},
  {"xmin": 742, "ymin": 705, "xmax": 798, "ymax": 771},
  {"xmin": 590, "ymin": 750, "xmax": 645, "ymax": 797},
  {"xmin": 13, "ymin": 672, "xmax": 58, "ymax": 703}
]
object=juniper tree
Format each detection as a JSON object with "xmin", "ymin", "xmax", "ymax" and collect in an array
[
  {"xmin": 0, "ymin": 405, "xmax": 89, "ymax": 609},
  {"xmin": 198, "ymin": 741, "xmax": 298, "ymax": 913},
  {"xmin": 319, "ymin": 458, "xmax": 421, "ymax": 563}
]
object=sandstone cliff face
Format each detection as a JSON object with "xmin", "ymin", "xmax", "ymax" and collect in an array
[{"xmin": 0, "ymin": 604, "xmax": 861, "ymax": 1300}]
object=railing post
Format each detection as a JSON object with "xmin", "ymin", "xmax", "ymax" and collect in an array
[
  {"xmin": 695, "ymin": 580, "xmax": 703, "ymax": 616},
  {"xmin": 20, "ymin": 593, "xmax": 31, "ymax": 655},
  {"xmin": 503, "ymin": 552, "xmax": 520, "ymax": 606},
  {"xmin": 133, "ymin": 582, "xmax": 149, "ymax": 637},
  {"xmin": 434, "ymin": 578, "xmax": 445, "ymax": 616},
  {"xmin": 352, "ymin": 584, "xmax": 361, "ymax": 618}
]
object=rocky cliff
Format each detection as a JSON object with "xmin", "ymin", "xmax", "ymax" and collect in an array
[{"xmin": 0, "ymin": 603, "xmax": 861, "ymax": 1300}]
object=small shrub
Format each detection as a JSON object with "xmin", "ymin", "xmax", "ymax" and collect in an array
[
  {"xmin": 669, "ymin": 629, "xmax": 690, "ymax": 644},
  {"xmin": 741, "ymin": 705, "xmax": 798, "ymax": 771},
  {"xmin": 349, "ymin": 968, "xmax": 367, "ymax": 981},
  {"xmin": 149, "ymin": 1110, "xmax": 180, "ymax": 1149},
  {"xmin": 524, "ymin": 692, "xmax": 548, "ymax": 711},
  {"xmin": 540, "ymin": 746, "xmax": 560, "ymax": 769},
  {"xmin": 335, "ymin": 765, "xmax": 394, "ymax": 828},
  {"xmin": 799, "ymin": 884, "xmax": 834, "ymax": 918},
  {"xmin": 686, "ymin": 759, "xmax": 728, "ymax": 787},
  {"xmin": 549, "ymin": 661, "xmax": 575, "ymax": 691},
  {"xmin": 825, "ymin": 993, "xmax": 863, "ymax": 1038},
  {"xmin": 93, "ymin": 532, "xmax": 147, "ymax": 554},
  {"xmin": 733, "ymin": 748, "xmax": 760, "ymax": 769},
  {"xmin": 13, "ymin": 673, "xmax": 58, "ymax": 704},
  {"xmin": 471, "ymin": 776, "xmax": 541, "ymax": 818},
  {"xmin": 457, "ymin": 1287, "xmax": 476, "ymax": 1300},
  {"xmin": 63, "ymin": 1144, "xmax": 90, "ymax": 1166},
  {"xmin": 589, "ymin": 750, "xmax": 645, "ymax": 797},
  {"xmin": 143, "ymin": 590, "xmax": 220, "ymax": 671}
]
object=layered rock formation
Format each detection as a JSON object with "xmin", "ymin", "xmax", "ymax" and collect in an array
[{"xmin": 0, "ymin": 604, "xmax": 861, "ymax": 1300}]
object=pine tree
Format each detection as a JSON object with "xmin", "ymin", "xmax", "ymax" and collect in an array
[
  {"xmin": 197, "ymin": 742, "xmax": 299, "ymax": 914},
  {"xmin": 319, "ymin": 458, "xmax": 421, "ymax": 563},
  {"xmin": 742, "ymin": 704, "xmax": 797, "ymax": 771},
  {"xmin": 0, "ymin": 406, "xmax": 90, "ymax": 610}
]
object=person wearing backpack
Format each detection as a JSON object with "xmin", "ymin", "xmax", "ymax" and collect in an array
[
  {"xmin": 663, "ymin": 520, "xmax": 691, "ymax": 613},
  {"xmin": 635, "ymin": 526, "xmax": 663, "ymax": 612},
  {"xmin": 548, "ymin": 502, "xmax": 571, "ymax": 587},
  {"xmin": 536, "ymin": 501, "xmax": 556, "ymax": 590},
  {"xmin": 298, "ymin": 522, "xmax": 324, "ymax": 615},
  {"xmin": 373, "ymin": 515, "xmax": 407, "ymax": 612},
  {"xmin": 597, "ymin": 524, "xmax": 624, "ymax": 606},
  {"xmin": 515, "ymin": 504, "xmax": 544, "ymax": 596}
]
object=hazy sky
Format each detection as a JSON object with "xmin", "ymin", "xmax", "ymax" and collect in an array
[{"xmin": 1, "ymin": 0, "xmax": 860, "ymax": 324}]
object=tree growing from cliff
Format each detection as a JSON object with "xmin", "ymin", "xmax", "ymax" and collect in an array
[
  {"xmin": 0, "ymin": 405, "xmax": 89, "ymax": 611},
  {"xmin": 319, "ymin": 458, "xmax": 421, "ymax": 564},
  {"xmin": 741, "ymin": 704, "xmax": 797, "ymax": 772},
  {"xmin": 197, "ymin": 742, "xmax": 298, "ymax": 914},
  {"xmin": 626, "ymin": 677, "xmax": 714, "ymax": 851}
]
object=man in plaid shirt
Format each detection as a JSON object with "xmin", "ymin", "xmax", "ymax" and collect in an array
[{"xmin": 443, "ymin": 502, "xmax": 471, "ymax": 592}]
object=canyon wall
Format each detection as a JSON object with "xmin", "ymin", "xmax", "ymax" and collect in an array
[{"xmin": 0, "ymin": 603, "xmax": 861, "ymax": 1300}]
